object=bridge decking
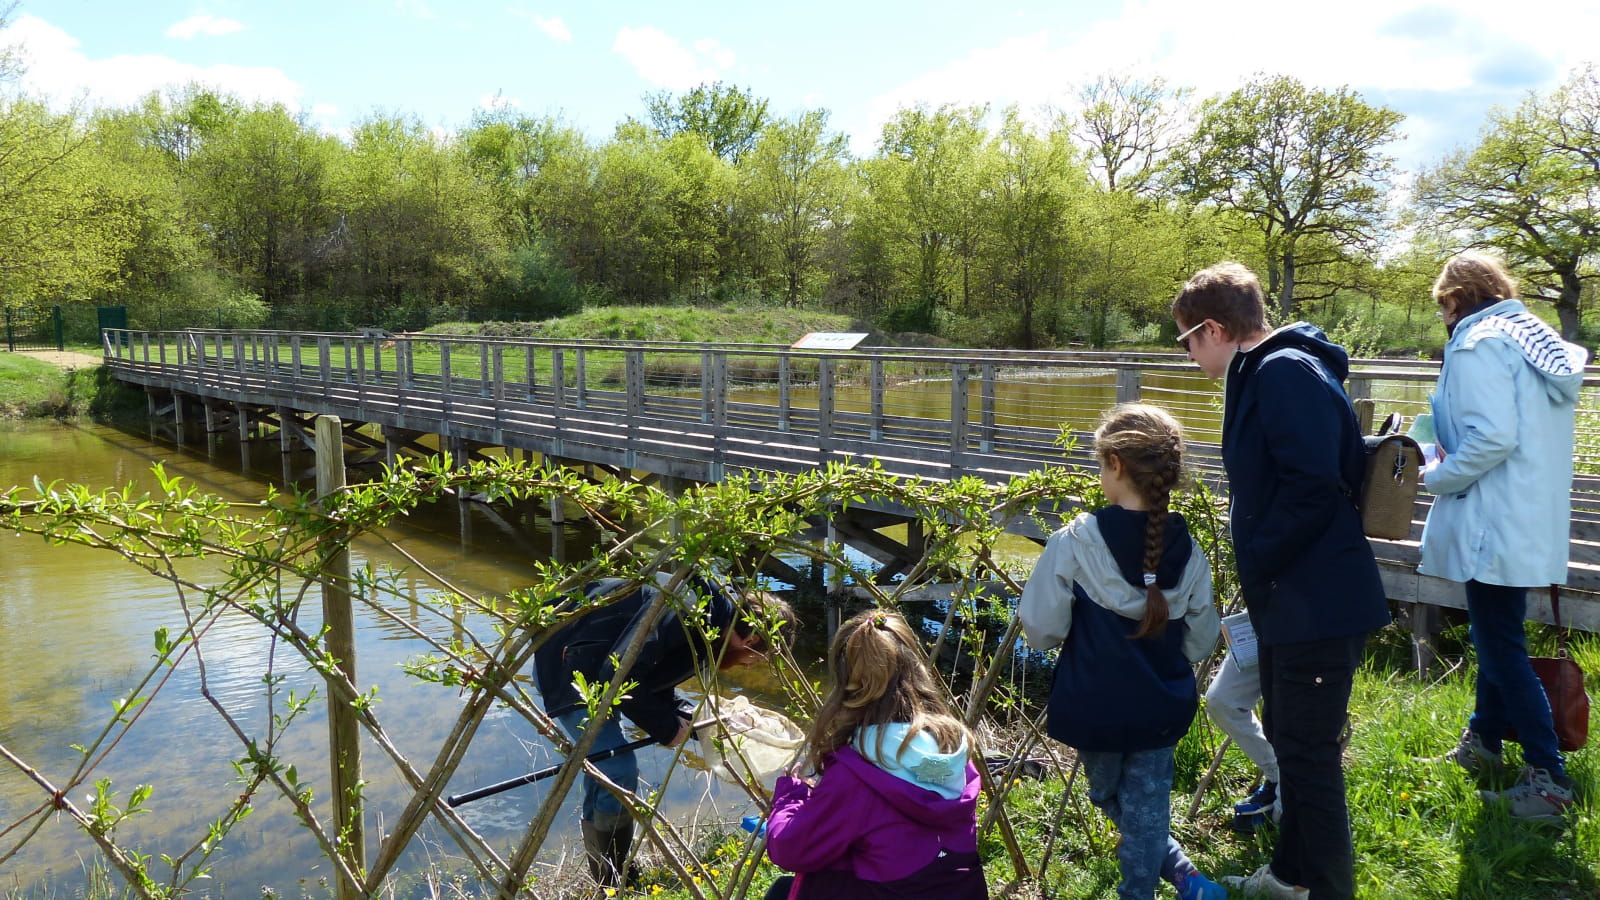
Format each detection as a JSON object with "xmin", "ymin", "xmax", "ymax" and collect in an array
[{"xmin": 102, "ymin": 328, "xmax": 1600, "ymax": 629}]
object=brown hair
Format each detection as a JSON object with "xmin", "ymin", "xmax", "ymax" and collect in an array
[
  {"xmin": 803, "ymin": 610, "xmax": 968, "ymax": 773},
  {"xmin": 1094, "ymin": 403, "xmax": 1186, "ymax": 639},
  {"xmin": 1433, "ymin": 251, "xmax": 1517, "ymax": 318},
  {"xmin": 719, "ymin": 589, "xmax": 796, "ymax": 669},
  {"xmin": 1170, "ymin": 262, "xmax": 1269, "ymax": 340}
]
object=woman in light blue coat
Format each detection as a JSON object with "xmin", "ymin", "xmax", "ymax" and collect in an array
[{"xmin": 1420, "ymin": 251, "xmax": 1588, "ymax": 822}]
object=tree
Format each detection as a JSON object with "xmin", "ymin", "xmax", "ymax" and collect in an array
[
  {"xmin": 739, "ymin": 110, "xmax": 850, "ymax": 306},
  {"xmin": 857, "ymin": 105, "xmax": 988, "ymax": 330},
  {"xmin": 187, "ymin": 103, "xmax": 339, "ymax": 305},
  {"xmin": 1412, "ymin": 65, "xmax": 1600, "ymax": 339},
  {"xmin": 976, "ymin": 110, "xmax": 1082, "ymax": 348},
  {"xmin": 644, "ymin": 82, "xmax": 769, "ymax": 164},
  {"xmin": 1073, "ymin": 74, "xmax": 1189, "ymax": 195},
  {"xmin": 1176, "ymin": 75, "xmax": 1404, "ymax": 316}
]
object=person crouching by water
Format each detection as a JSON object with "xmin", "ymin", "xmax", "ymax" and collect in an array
[
  {"xmin": 532, "ymin": 575, "xmax": 793, "ymax": 888},
  {"xmin": 763, "ymin": 610, "xmax": 988, "ymax": 900},
  {"xmin": 1020, "ymin": 403, "xmax": 1227, "ymax": 900}
]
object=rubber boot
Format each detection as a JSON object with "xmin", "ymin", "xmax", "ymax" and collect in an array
[{"xmin": 582, "ymin": 814, "xmax": 635, "ymax": 888}]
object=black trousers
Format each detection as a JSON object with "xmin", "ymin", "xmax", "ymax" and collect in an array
[{"xmin": 1259, "ymin": 632, "xmax": 1367, "ymax": 900}]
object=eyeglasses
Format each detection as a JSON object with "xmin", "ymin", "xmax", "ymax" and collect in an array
[{"xmin": 1175, "ymin": 319, "xmax": 1208, "ymax": 352}]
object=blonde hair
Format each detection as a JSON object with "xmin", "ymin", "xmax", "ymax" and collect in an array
[
  {"xmin": 1433, "ymin": 251, "xmax": 1517, "ymax": 317},
  {"xmin": 803, "ymin": 610, "xmax": 968, "ymax": 772},
  {"xmin": 1093, "ymin": 403, "xmax": 1186, "ymax": 639}
]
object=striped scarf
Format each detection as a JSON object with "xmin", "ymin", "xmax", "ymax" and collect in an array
[{"xmin": 1465, "ymin": 310, "xmax": 1585, "ymax": 377}]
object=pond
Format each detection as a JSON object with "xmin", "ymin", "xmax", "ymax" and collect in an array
[{"xmin": 0, "ymin": 420, "xmax": 773, "ymax": 895}]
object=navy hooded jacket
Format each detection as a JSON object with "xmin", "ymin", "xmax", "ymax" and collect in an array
[
  {"xmin": 532, "ymin": 577, "xmax": 735, "ymax": 745},
  {"xmin": 1222, "ymin": 323, "xmax": 1390, "ymax": 646}
]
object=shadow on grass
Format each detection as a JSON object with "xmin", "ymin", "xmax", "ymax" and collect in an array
[{"xmin": 1453, "ymin": 799, "xmax": 1596, "ymax": 900}]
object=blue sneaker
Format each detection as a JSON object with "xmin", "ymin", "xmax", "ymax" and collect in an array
[
  {"xmin": 1231, "ymin": 780, "xmax": 1279, "ymax": 833},
  {"xmin": 1174, "ymin": 870, "xmax": 1227, "ymax": 900}
]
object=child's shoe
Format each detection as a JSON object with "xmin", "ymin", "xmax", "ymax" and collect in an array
[
  {"xmin": 1173, "ymin": 869, "xmax": 1227, "ymax": 900},
  {"xmin": 1230, "ymin": 779, "xmax": 1279, "ymax": 833}
]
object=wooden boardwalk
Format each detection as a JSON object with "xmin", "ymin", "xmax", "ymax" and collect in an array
[{"xmin": 102, "ymin": 327, "xmax": 1600, "ymax": 630}]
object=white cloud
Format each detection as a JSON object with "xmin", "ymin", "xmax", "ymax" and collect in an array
[
  {"xmin": 861, "ymin": 0, "xmax": 1600, "ymax": 168},
  {"xmin": 165, "ymin": 13, "xmax": 245, "ymax": 40},
  {"xmin": 612, "ymin": 26, "xmax": 731, "ymax": 90},
  {"xmin": 533, "ymin": 15, "xmax": 572, "ymax": 43},
  {"xmin": 4, "ymin": 15, "xmax": 302, "ymax": 112}
]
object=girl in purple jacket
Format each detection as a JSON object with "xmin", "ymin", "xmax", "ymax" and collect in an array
[{"xmin": 764, "ymin": 610, "xmax": 988, "ymax": 900}]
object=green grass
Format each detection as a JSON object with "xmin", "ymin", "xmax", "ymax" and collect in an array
[
  {"xmin": 0, "ymin": 352, "xmax": 142, "ymax": 420},
  {"xmin": 624, "ymin": 623, "xmax": 1600, "ymax": 900}
]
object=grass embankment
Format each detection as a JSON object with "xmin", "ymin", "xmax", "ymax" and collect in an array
[
  {"xmin": 0, "ymin": 352, "xmax": 138, "ymax": 420},
  {"xmin": 429, "ymin": 305, "xmax": 885, "ymax": 345}
]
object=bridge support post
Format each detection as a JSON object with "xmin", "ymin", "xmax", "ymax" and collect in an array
[{"xmin": 314, "ymin": 415, "xmax": 365, "ymax": 900}]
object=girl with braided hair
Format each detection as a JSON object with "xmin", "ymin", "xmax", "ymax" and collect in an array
[
  {"xmin": 1020, "ymin": 403, "xmax": 1225, "ymax": 900},
  {"xmin": 763, "ymin": 609, "xmax": 987, "ymax": 900}
]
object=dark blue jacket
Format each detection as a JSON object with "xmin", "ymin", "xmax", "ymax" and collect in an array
[
  {"xmin": 1222, "ymin": 323, "xmax": 1390, "ymax": 645},
  {"xmin": 533, "ymin": 577, "xmax": 734, "ymax": 744}
]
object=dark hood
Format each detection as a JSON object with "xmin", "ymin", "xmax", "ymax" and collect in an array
[
  {"xmin": 1232, "ymin": 322, "xmax": 1350, "ymax": 383},
  {"xmin": 1090, "ymin": 506, "xmax": 1193, "ymax": 590}
]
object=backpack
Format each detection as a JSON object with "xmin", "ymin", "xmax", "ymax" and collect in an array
[{"xmin": 1358, "ymin": 413, "xmax": 1422, "ymax": 540}]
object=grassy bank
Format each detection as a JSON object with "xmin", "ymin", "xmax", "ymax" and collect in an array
[
  {"xmin": 426, "ymin": 304, "xmax": 937, "ymax": 347},
  {"xmin": 0, "ymin": 353, "xmax": 141, "ymax": 420}
]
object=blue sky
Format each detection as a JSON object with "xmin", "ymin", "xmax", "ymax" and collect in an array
[{"xmin": 7, "ymin": 0, "xmax": 1598, "ymax": 175}]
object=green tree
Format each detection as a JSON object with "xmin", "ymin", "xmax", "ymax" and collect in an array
[
  {"xmin": 187, "ymin": 103, "xmax": 339, "ymax": 305},
  {"xmin": 975, "ymin": 110, "xmax": 1083, "ymax": 348},
  {"xmin": 739, "ymin": 110, "xmax": 850, "ymax": 306},
  {"xmin": 1176, "ymin": 75, "xmax": 1404, "ymax": 317},
  {"xmin": 858, "ymin": 105, "xmax": 988, "ymax": 330},
  {"xmin": 1412, "ymin": 64, "xmax": 1600, "ymax": 339},
  {"xmin": 1074, "ymin": 74, "xmax": 1190, "ymax": 195},
  {"xmin": 329, "ymin": 113, "xmax": 505, "ymax": 322},
  {"xmin": 644, "ymin": 81, "xmax": 769, "ymax": 163},
  {"xmin": 0, "ymin": 100, "xmax": 139, "ymax": 304}
]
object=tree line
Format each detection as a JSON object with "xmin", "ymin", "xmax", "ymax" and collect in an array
[{"xmin": 4, "ymin": 28, "xmax": 1599, "ymax": 344}]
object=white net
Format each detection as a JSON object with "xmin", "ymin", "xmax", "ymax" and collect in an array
[{"xmin": 693, "ymin": 695, "xmax": 804, "ymax": 792}]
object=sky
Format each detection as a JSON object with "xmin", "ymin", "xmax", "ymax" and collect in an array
[{"xmin": 6, "ymin": 0, "xmax": 1599, "ymax": 177}]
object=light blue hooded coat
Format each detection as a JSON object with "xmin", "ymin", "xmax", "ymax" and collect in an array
[{"xmin": 1419, "ymin": 299, "xmax": 1588, "ymax": 586}]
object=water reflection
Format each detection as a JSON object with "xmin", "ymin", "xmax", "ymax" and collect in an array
[{"xmin": 0, "ymin": 421, "xmax": 756, "ymax": 894}]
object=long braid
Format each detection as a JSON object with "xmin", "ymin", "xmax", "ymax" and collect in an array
[{"xmin": 1093, "ymin": 405, "xmax": 1186, "ymax": 640}]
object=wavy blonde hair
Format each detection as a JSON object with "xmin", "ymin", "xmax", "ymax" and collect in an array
[
  {"xmin": 803, "ymin": 610, "xmax": 967, "ymax": 773},
  {"xmin": 1433, "ymin": 251, "xmax": 1517, "ymax": 317}
]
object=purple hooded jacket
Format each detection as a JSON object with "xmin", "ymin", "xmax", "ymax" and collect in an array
[{"xmin": 766, "ymin": 744, "xmax": 985, "ymax": 896}]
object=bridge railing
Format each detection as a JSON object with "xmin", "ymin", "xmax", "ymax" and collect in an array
[{"xmin": 103, "ymin": 327, "xmax": 1600, "ymax": 624}]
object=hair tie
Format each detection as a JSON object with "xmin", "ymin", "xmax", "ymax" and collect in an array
[
  {"xmin": 872, "ymin": 612, "xmax": 888, "ymax": 629},
  {"xmin": 1143, "ymin": 573, "xmax": 1157, "ymax": 587}
]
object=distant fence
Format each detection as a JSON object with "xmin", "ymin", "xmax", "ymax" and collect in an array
[{"xmin": 1, "ymin": 305, "xmax": 128, "ymax": 352}]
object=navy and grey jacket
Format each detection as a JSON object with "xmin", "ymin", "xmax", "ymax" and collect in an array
[
  {"xmin": 533, "ymin": 577, "xmax": 735, "ymax": 745},
  {"xmin": 1221, "ymin": 322, "xmax": 1390, "ymax": 646},
  {"xmin": 1020, "ymin": 507, "xmax": 1220, "ymax": 752}
]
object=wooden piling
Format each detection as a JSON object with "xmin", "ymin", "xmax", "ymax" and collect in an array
[{"xmin": 314, "ymin": 415, "xmax": 365, "ymax": 900}]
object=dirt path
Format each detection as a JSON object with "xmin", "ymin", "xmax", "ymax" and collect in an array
[{"xmin": 19, "ymin": 350, "xmax": 104, "ymax": 370}]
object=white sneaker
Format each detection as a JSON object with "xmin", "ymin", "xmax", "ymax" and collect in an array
[{"xmin": 1220, "ymin": 864, "xmax": 1309, "ymax": 899}]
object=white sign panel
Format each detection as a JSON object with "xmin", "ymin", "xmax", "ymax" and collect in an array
[{"xmin": 790, "ymin": 332, "xmax": 870, "ymax": 350}]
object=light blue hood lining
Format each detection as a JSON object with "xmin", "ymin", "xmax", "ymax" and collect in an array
[{"xmin": 853, "ymin": 723, "xmax": 968, "ymax": 799}]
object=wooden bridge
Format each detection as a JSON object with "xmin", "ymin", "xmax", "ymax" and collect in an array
[{"xmin": 101, "ymin": 327, "xmax": 1600, "ymax": 637}]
